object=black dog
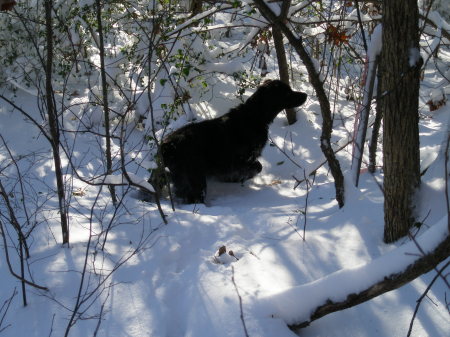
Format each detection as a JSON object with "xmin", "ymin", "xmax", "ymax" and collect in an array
[{"xmin": 152, "ymin": 79, "xmax": 307, "ymax": 204}]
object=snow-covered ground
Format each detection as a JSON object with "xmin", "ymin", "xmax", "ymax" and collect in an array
[{"xmin": 1, "ymin": 65, "xmax": 449, "ymax": 336}]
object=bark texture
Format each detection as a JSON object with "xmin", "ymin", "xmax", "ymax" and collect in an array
[
  {"xmin": 272, "ymin": 0, "xmax": 296, "ymax": 125},
  {"xmin": 381, "ymin": 0, "xmax": 421, "ymax": 243},
  {"xmin": 190, "ymin": 0, "xmax": 203, "ymax": 16}
]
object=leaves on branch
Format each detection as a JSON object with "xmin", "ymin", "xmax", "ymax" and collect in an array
[{"xmin": 325, "ymin": 24, "xmax": 350, "ymax": 46}]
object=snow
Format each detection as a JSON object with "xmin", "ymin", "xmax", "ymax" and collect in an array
[
  {"xmin": 259, "ymin": 216, "xmax": 449, "ymax": 326},
  {"xmin": 428, "ymin": 10, "xmax": 450, "ymax": 32},
  {"xmin": 92, "ymin": 173, "xmax": 154, "ymax": 192},
  {"xmin": 2, "ymin": 74, "xmax": 449, "ymax": 337},
  {"xmin": 368, "ymin": 24, "xmax": 383, "ymax": 60},
  {"xmin": 430, "ymin": 87, "xmax": 446, "ymax": 104},
  {"xmin": 200, "ymin": 60, "xmax": 244, "ymax": 74},
  {"xmin": 409, "ymin": 47, "xmax": 421, "ymax": 67},
  {"xmin": 288, "ymin": 1, "xmax": 309, "ymax": 18},
  {"xmin": 167, "ymin": 6, "xmax": 224, "ymax": 36}
]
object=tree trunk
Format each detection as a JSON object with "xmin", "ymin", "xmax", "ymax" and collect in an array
[
  {"xmin": 95, "ymin": 0, "xmax": 117, "ymax": 206},
  {"xmin": 45, "ymin": 0, "xmax": 69, "ymax": 244},
  {"xmin": 368, "ymin": 62, "xmax": 383, "ymax": 173},
  {"xmin": 272, "ymin": 0, "xmax": 296, "ymax": 125},
  {"xmin": 352, "ymin": 56, "xmax": 378, "ymax": 186},
  {"xmin": 190, "ymin": 0, "xmax": 203, "ymax": 16},
  {"xmin": 381, "ymin": 0, "xmax": 421, "ymax": 243}
]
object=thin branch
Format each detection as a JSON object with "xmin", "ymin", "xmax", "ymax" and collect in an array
[
  {"xmin": 118, "ymin": 125, "xmax": 168, "ymax": 225},
  {"xmin": 0, "ymin": 220, "xmax": 49, "ymax": 291},
  {"xmin": 354, "ymin": 0, "xmax": 368, "ymax": 52},
  {"xmin": 0, "ymin": 95, "xmax": 51, "ymax": 143},
  {"xmin": 95, "ymin": 0, "xmax": 117, "ymax": 206},
  {"xmin": 287, "ymin": 231, "xmax": 450, "ymax": 330},
  {"xmin": 407, "ymin": 260, "xmax": 450, "ymax": 337},
  {"xmin": 231, "ymin": 266, "xmax": 250, "ymax": 337},
  {"xmin": 301, "ymin": 170, "xmax": 315, "ymax": 241},
  {"xmin": 0, "ymin": 180, "xmax": 30, "ymax": 258},
  {"xmin": 0, "ymin": 288, "xmax": 16, "ymax": 333},
  {"xmin": 64, "ymin": 186, "xmax": 103, "ymax": 337},
  {"xmin": 445, "ymin": 134, "xmax": 450, "ymax": 232}
]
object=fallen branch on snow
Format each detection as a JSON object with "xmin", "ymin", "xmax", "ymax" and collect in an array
[{"xmin": 259, "ymin": 217, "xmax": 449, "ymax": 330}]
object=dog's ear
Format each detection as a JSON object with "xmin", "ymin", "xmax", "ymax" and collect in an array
[{"xmin": 245, "ymin": 81, "xmax": 270, "ymax": 106}]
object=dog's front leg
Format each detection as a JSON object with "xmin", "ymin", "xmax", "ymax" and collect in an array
[
  {"xmin": 239, "ymin": 160, "xmax": 263, "ymax": 183},
  {"xmin": 171, "ymin": 167, "xmax": 207, "ymax": 204}
]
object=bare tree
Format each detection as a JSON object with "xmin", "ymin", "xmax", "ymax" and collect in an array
[
  {"xmin": 45, "ymin": 0, "xmax": 70, "ymax": 244},
  {"xmin": 272, "ymin": 0, "xmax": 297, "ymax": 125},
  {"xmin": 95, "ymin": 0, "xmax": 117, "ymax": 206},
  {"xmin": 253, "ymin": 0, "xmax": 345, "ymax": 208}
]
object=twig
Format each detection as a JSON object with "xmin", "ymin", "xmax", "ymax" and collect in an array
[
  {"xmin": 268, "ymin": 135, "xmax": 303, "ymax": 170},
  {"xmin": 95, "ymin": 0, "xmax": 117, "ymax": 206},
  {"xmin": 47, "ymin": 313, "xmax": 55, "ymax": 337},
  {"xmin": 93, "ymin": 291, "xmax": 110, "ymax": 337},
  {"xmin": 406, "ymin": 261, "xmax": 450, "ymax": 337},
  {"xmin": 118, "ymin": 125, "xmax": 168, "ymax": 225},
  {"xmin": 61, "ymin": 201, "xmax": 160, "ymax": 334},
  {"xmin": 0, "ymin": 95, "xmax": 52, "ymax": 144},
  {"xmin": 0, "ymin": 288, "xmax": 17, "ymax": 333},
  {"xmin": 445, "ymin": 134, "xmax": 450, "ymax": 232},
  {"xmin": 0, "ymin": 220, "xmax": 48, "ymax": 291},
  {"xmin": 0, "ymin": 134, "xmax": 32, "ymax": 252},
  {"xmin": 293, "ymin": 139, "xmax": 351, "ymax": 189},
  {"xmin": 354, "ymin": 0, "xmax": 368, "ymax": 52},
  {"xmin": 64, "ymin": 185, "xmax": 103, "ymax": 337},
  {"xmin": 231, "ymin": 266, "xmax": 250, "ymax": 337},
  {"xmin": 0, "ymin": 179, "xmax": 30, "ymax": 258},
  {"xmin": 302, "ymin": 170, "xmax": 316, "ymax": 241}
]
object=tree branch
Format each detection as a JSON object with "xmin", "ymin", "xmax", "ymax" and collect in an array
[
  {"xmin": 252, "ymin": 0, "xmax": 345, "ymax": 208},
  {"xmin": 259, "ymin": 218, "xmax": 449, "ymax": 331},
  {"xmin": 0, "ymin": 220, "xmax": 49, "ymax": 291},
  {"xmin": 293, "ymin": 233, "xmax": 449, "ymax": 330}
]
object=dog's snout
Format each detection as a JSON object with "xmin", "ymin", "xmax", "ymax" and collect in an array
[{"xmin": 293, "ymin": 91, "xmax": 308, "ymax": 105}]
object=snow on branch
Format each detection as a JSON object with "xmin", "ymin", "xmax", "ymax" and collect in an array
[
  {"xmin": 167, "ymin": 5, "xmax": 233, "ymax": 37},
  {"xmin": 94, "ymin": 173, "xmax": 155, "ymax": 193},
  {"xmin": 210, "ymin": 26, "xmax": 262, "ymax": 57},
  {"xmin": 259, "ymin": 217, "xmax": 450, "ymax": 329}
]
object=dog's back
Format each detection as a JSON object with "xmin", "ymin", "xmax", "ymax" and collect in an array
[{"xmin": 161, "ymin": 105, "xmax": 269, "ymax": 176}]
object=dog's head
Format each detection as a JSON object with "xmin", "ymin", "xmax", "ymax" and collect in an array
[{"xmin": 245, "ymin": 79, "xmax": 307, "ymax": 122}]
